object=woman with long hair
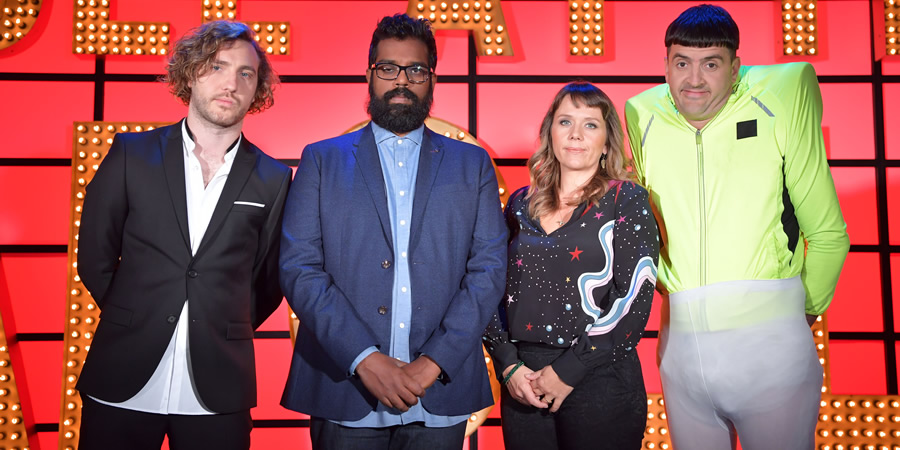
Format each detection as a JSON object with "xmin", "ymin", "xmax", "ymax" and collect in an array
[{"xmin": 484, "ymin": 82, "xmax": 659, "ymax": 449}]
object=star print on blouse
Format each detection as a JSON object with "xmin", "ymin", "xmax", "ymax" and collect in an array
[
  {"xmin": 507, "ymin": 295, "xmax": 515, "ymax": 305},
  {"xmin": 569, "ymin": 247, "xmax": 583, "ymax": 261},
  {"xmin": 482, "ymin": 182, "xmax": 659, "ymax": 384}
]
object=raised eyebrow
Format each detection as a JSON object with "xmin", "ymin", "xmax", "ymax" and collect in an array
[{"xmin": 238, "ymin": 65, "xmax": 257, "ymax": 74}]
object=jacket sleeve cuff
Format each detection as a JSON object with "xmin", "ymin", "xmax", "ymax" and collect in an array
[
  {"xmin": 550, "ymin": 348, "xmax": 588, "ymax": 387},
  {"xmin": 415, "ymin": 352, "xmax": 448, "ymax": 383},
  {"xmin": 490, "ymin": 343, "xmax": 519, "ymax": 381},
  {"xmin": 805, "ymin": 295, "xmax": 832, "ymax": 317}
]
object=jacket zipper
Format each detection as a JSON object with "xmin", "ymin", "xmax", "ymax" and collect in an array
[{"xmin": 695, "ymin": 129, "xmax": 706, "ymax": 287}]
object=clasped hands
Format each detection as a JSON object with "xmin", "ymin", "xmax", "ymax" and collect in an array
[
  {"xmin": 356, "ymin": 352, "xmax": 442, "ymax": 412},
  {"xmin": 504, "ymin": 363, "xmax": 573, "ymax": 413}
]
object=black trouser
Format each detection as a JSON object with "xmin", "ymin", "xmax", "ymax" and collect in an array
[
  {"xmin": 500, "ymin": 343, "xmax": 647, "ymax": 450},
  {"xmin": 78, "ymin": 394, "xmax": 252, "ymax": 450},
  {"xmin": 309, "ymin": 417, "xmax": 467, "ymax": 450}
]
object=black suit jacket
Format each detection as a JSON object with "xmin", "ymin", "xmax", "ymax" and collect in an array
[{"xmin": 76, "ymin": 121, "xmax": 291, "ymax": 414}]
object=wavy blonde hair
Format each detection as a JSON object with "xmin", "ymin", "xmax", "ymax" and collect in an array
[
  {"xmin": 163, "ymin": 20, "xmax": 277, "ymax": 114},
  {"xmin": 526, "ymin": 81, "xmax": 632, "ymax": 220}
]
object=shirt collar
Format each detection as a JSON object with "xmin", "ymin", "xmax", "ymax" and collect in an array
[
  {"xmin": 181, "ymin": 118, "xmax": 241, "ymax": 163},
  {"xmin": 370, "ymin": 121, "xmax": 425, "ymax": 147}
]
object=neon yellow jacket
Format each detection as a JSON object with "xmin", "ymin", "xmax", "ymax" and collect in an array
[{"xmin": 625, "ymin": 62, "xmax": 849, "ymax": 315}]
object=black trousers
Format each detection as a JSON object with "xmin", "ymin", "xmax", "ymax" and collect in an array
[
  {"xmin": 500, "ymin": 343, "xmax": 647, "ymax": 450},
  {"xmin": 78, "ymin": 394, "xmax": 252, "ymax": 450},
  {"xmin": 309, "ymin": 416, "xmax": 467, "ymax": 450}
]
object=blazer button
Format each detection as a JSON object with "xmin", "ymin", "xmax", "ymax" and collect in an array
[
  {"xmin": 381, "ymin": 260, "xmax": 391, "ymax": 269},
  {"xmin": 187, "ymin": 269, "xmax": 199, "ymax": 278},
  {"xmin": 166, "ymin": 315, "xmax": 177, "ymax": 324},
  {"xmin": 378, "ymin": 306, "xmax": 388, "ymax": 315}
]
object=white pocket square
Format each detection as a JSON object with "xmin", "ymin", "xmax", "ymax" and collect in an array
[{"xmin": 234, "ymin": 201, "xmax": 265, "ymax": 208}]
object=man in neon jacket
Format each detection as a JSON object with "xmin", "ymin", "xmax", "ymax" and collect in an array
[{"xmin": 625, "ymin": 5, "xmax": 849, "ymax": 449}]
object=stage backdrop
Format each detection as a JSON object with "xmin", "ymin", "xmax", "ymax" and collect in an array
[{"xmin": 1, "ymin": 1, "xmax": 898, "ymax": 449}]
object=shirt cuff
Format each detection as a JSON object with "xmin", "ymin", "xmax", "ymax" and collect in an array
[
  {"xmin": 550, "ymin": 348, "xmax": 588, "ymax": 387},
  {"xmin": 348, "ymin": 346, "xmax": 379, "ymax": 377}
]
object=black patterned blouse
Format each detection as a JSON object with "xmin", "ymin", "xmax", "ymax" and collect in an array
[{"xmin": 484, "ymin": 180, "xmax": 660, "ymax": 387}]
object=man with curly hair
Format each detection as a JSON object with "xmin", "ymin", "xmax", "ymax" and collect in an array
[{"xmin": 75, "ymin": 20, "xmax": 291, "ymax": 450}]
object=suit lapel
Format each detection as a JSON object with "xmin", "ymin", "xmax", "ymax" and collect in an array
[
  {"xmin": 161, "ymin": 123, "xmax": 191, "ymax": 251},
  {"xmin": 409, "ymin": 128, "xmax": 444, "ymax": 251},
  {"xmin": 194, "ymin": 137, "xmax": 256, "ymax": 258},
  {"xmin": 352, "ymin": 124, "xmax": 394, "ymax": 249}
]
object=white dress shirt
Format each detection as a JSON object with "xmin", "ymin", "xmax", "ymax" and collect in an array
[{"xmin": 92, "ymin": 120, "xmax": 239, "ymax": 414}]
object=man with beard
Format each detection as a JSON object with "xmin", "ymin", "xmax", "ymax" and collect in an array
[
  {"xmin": 279, "ymin": 14, "xmax": 507, "ymax": 449},
  {"xmin": 75, "ymin": 20, "xmax": 290, "ymax": 450}
]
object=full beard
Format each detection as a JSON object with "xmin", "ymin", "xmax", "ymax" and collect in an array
[{"xmin": 367, "ymin": 83, "xmax": 433, "ymax": 135}]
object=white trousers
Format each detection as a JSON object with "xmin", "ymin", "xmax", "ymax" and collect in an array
[{"xmin": 658, "ymin": 277, "xmax": 823, "ymax": 450}]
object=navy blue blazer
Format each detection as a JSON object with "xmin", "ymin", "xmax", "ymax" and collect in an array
[{"xmin": 279, "ymin": 124, "xmax": 508, "ymax": 421}]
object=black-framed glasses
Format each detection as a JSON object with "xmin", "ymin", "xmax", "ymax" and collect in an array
[{"xmin": 370, "ymin": 63, "xmax": 433, "ymax": 84}]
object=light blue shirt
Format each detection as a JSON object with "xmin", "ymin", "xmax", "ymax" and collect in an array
[{"xmin": 338, "ymin": 122, "xmax": 468, "ymax": 428}]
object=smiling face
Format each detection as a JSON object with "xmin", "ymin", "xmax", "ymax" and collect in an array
[
  {"xmin": 550, "ymin": 95, "xmax": 608, "ymax": 178},
  {"xmin": 665, "ymin": 44, "xmax": 740, "ymax": 129},
  {"xmin": 188, "ymin": 39, "xmax": 260, "ymax": 129}
]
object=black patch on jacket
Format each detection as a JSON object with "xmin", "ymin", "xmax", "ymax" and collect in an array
[{"xmin": 737, "ymin": 120, "xmax": 757, "ymax": 139}]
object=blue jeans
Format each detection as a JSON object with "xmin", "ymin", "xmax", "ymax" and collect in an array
[{"xmin": 309, "ymin": 417, "xmax": 467, "ymax": 450}]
